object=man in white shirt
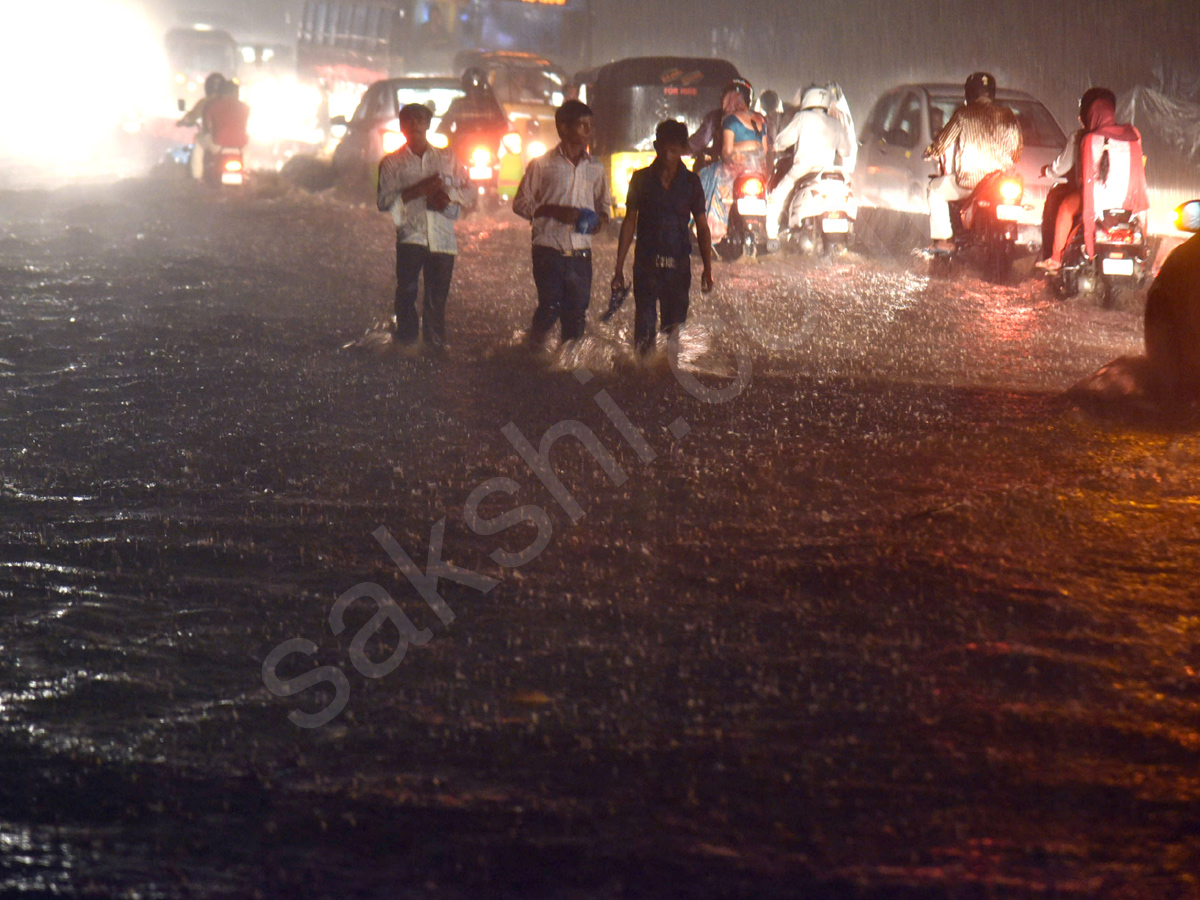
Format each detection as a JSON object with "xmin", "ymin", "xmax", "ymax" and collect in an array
[
  {"xmin": 512, "ymin": 100, "xmax": 612, "ymax": 345},
  {"xmin": 377, "ymin": 103, "xmax": 467, "ymax": 351}
]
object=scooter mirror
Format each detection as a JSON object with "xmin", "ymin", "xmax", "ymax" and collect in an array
[
  {"xmin": 1176, "ymin": 199, "xmax": 1200, "ymax": 233},
  {"xmin": 178, "ymin": 98, "xmax": 186, "ymax": 112}
]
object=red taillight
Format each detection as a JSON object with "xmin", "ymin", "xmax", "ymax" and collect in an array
[
  {"xmin": 222, "ymin": 158, "xmax": 243, "ymax": 173},
  {"xmin": 739, "ymin": 177, "xmax": 765, "ymax": 199},
  {"xmin": 998, "ymin": 177, "xmax": 1023, "ymax": 204},
  {"xmin": 1105, "ymin": 227, "xmax": 1136, "ymax": 244}
]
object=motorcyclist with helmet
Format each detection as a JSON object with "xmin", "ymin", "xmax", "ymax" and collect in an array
[
  {"xmin": 438, "ymin": 67, "xmax": 511, "ymax": 146},
  {"xmin": 923, "ymin": 72, "xmax": 1023, "ymax": 252},
  {"xmin": 766, "ymin": 84, "xmax": 854, "ymax": 247}
]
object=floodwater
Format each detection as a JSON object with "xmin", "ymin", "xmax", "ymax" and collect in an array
[{"xmin": 1, "ymin": 174, "xmax": 1198, "ymax": 898}]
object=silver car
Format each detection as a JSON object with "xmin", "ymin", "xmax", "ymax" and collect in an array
[{"xmin": 854, "ymin": 83, "xmax": 1067, "ymax": 251}]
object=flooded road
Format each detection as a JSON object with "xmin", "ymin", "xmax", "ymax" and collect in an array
[{"xmin": 1, "ymin": 176, "xmax": 1198, "ymax": 898}]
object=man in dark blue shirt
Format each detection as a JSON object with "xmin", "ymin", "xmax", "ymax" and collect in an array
[{"xmin": 612, "ymin": 120, "xmax": 715, "ymax": 356}]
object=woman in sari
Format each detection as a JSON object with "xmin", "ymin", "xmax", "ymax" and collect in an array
[{"xmin": 698, "ymin": 80, "xmax": 769, "ymax": 245}]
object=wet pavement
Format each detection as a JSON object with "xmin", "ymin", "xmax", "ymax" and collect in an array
[{"xmin": 1, "ymin": 174, "xmax": 1198, "ymax": 898}]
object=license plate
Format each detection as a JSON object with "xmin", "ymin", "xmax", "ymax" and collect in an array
[
  {"xmin": 737, "ymin": 197, "xmax": 767, "ymax": 216},
  {"xmin": 469, "ymin": 166, "xmax": 492, "ymax": 181},
  {"xmin": 220, "ymin": 172, "xmax": 243, "ymax": 186},
  {"xmin": 996, "ymin": 204, "xmax": 1022, "ymax": 221},
  {"xmin": 1102, "ymin": 257, "xmax": 1135, "ymax": 276},
  {"xmin": 821, "ymin": 217, "xmax": 850, "ymax": 233}
]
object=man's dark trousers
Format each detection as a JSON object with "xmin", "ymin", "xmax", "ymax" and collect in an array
[
  {"xmin": 633, "ymin": 258, "xmax": 690, "ymax": 354},
  {"xmin": 531, "ymin": 246, "xmax": 592, "ymax": 343},
  {"xmin": 395, "ymin": 242, "xmax": 455, "ymax": 347}
]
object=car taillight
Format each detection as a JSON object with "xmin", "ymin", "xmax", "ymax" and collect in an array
[
  {"xmin": 382, "ymin": 129, "xmax": 406, "ymax": 154},
  {"xmin": 739, "ymin": 176, "xmax": 765, "ymax": 199},
  {"xmin": 501, "ymin": 132, "xmax": 522, "ymax": 155},
  {"xmin": 471, "ymin": 147, "xmax": 492, "ymax": 167},
  {"xmin": 998, "ymin": 176, "xmax": 1023, "ymax": 204}
]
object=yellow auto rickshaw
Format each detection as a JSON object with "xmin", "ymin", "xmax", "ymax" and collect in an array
[{"xmin": 573, "ymin": 56, "xmax": 743, "ymax": 218}]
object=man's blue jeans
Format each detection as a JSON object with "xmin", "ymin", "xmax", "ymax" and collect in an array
[
  {"xmin": 531, "ymin": 246, "xmax": 592, "ymax": 343},
  {"xmin": 395, "ymin": 241, "xmax": 455, "ymax": 348}
]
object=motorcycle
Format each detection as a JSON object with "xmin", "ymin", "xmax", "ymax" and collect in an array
[
  {"xmin": 781, "ymin": 168, "xmax": 857, "ymax": 255},
  {"xmin": 169, "ymin": 131, "xmax": 246, "ymax": 188},
  {"xmin": 932, "ymin": 169, "xmax": 1025, "ymax": 281},
  {"xmin": 1054, "ymin": 208, "xmax": 1148, "ymax": 307},
  {"xmin": 718, "ymin": 171, "xmax": 769, "ymax": 261}
]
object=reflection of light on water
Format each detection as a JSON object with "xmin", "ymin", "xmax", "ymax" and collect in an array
[{"xmin": 978, "ymin": 298, "xmax": 1039, "ymax": 343}]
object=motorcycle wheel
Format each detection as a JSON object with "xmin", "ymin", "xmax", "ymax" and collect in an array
[
  {"xmin": 1054, "ymin": 265, "xmax": 1080, "ymax": 300},
  {"xmin": 716, "ymin": 234, "xmax": 744, "ymax": 262},
  {"xmin": 984, "ymin": 234, "xmax": 1013, "ymax": 283}
]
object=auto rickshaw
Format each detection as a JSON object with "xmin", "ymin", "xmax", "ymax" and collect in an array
[
  {"xmin": 454, "ymin": 50, "xmax": 568, "ymax": 201},
  {"xmin": 573, "ymin": 56, "xmax": 742, "ymax": 218}
]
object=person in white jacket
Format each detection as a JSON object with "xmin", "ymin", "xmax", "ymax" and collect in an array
[{"xmin": 766, "ymin": 85, "xmax": 854, "ymax": 244}]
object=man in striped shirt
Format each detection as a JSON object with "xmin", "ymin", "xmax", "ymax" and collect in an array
[
  {"xmin": 924, "ymin": 72, "xmax": 1023, "ymax": 250},
  {"xmin": 512, "ymin": 100, "xmax": 612, "ymax": 346}
]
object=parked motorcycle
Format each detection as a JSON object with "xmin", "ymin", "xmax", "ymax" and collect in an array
[
  {"xmin": 781, "ymin": 168, "xmax": 857, "ymax": 255},
  {"xmin": 932, "ymin": 169, "xmax": 1024, "ymax": 281},
  {"xmin": 718, "ymin": 171, "xmax": 769, "ymax": 261},
  {"xmin": 1054, "ymin": 208, "xmax": 1148, "ymax": 307}
]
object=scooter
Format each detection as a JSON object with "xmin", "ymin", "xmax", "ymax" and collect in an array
[
  {"xmin": 719, "ymin": 172, "xmax": 769, "ymax": 261},
  {"xmin": 782, "ymin": 168, "xmax": 857, "ymax": 255},
  {"xmin": 932, "ymin": 169, "xmax": 1025, "ymax": 281},
  {"xmin": 1054, "ymin": 209, "xmax": 1148, "ymax": 307},
  {"xmin": 169, "ymin": 133, "xmax": 246, "ymax": 187}
]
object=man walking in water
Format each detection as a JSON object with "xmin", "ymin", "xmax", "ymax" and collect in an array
[
  {"xmin": 512, "ymin": 99, "xmax": 611, "ymax": 346},
  {"xmin": 612, "ymin": 120, "xmax": 714, "ymax": 356},
  {"xmin": 377, "ymin": 103, "xmax": 467, "ymax": 352}
]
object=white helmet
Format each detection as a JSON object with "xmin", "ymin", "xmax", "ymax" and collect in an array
[{"xmin": 800, "ymin": 86, "xmax": 833, "ymax": 111}]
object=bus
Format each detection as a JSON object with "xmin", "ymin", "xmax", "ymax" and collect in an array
[{"xmin": 297, "ymin": 0, "xmax": 589, "ymax": 120}]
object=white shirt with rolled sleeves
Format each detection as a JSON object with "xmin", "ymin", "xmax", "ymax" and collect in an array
[
  {"xmin": 512, "ymin": 144, "xmax": 611, "ymax": 252},
  {"xmin": 377, "ymin": 145, "xmax": 466, "ymax": 255}
]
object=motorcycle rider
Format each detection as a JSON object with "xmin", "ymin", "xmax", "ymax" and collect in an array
[
  {"xmin": 923, "ymin": 72, "xmax": 1023, "ymax": 252},
  {"xmin": 438, "ymin": 67, "xmax": 510, "ymax": 147},
  {"xmin": 688, "ymin": 78, "xmax": 759, "ymax": 170},
  {"xmin": 203, "ymin": 79, "xmax": 250, "ymax": 162},
  {"xmin": 1036, "ymin": 87, "xmax": 1146, "ymax": 272},
  {"xmin": 177, "ymin": 72, "xmax": 230, "ymax": 180},
  {"xmin": 766, "ymin": 84, "xmax": 853, "ymax": 247}
]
